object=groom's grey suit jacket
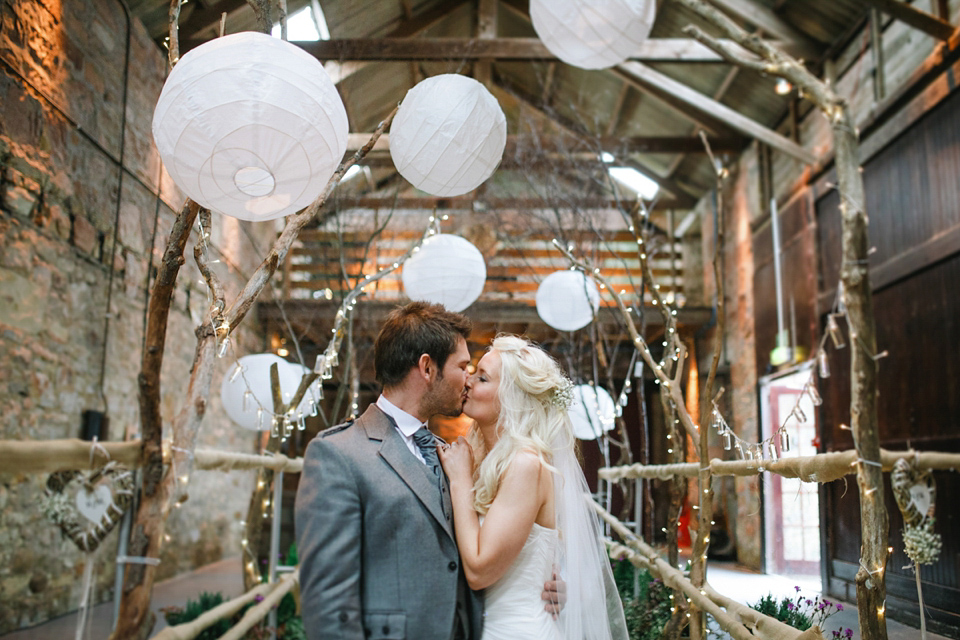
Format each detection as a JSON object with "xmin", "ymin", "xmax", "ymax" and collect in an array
[{"xmin": 295, "ymin": 404, "xmax": 484, "ymax": 640}]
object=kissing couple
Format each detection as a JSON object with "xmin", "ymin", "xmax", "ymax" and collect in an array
[{"xmin": 295, "ymin": 301, "xmax": 628, "ymax": 640}]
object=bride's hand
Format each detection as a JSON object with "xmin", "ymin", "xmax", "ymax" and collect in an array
[{"xmin": 437, "ymin": 436, "xmax": 474, "ymax": 485}]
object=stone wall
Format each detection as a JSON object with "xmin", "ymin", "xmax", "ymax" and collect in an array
[{"xmin": 0, "ymin": 0, "xmax": 276, "ymax": 632}]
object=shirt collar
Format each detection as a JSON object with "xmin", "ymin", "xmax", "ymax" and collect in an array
[{"xmin": 376, "ymin": 394, "xmax": 424, "ymax": 437}]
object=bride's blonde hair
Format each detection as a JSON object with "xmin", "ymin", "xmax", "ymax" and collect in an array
[{"xmin": 469, "ymin": 335, "xmax": 575, "ymax": 515}]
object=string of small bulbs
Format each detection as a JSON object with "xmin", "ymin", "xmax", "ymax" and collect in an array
[{"xmin": 209, "ymin": 213, "xmax": 444, "ymax": 446}]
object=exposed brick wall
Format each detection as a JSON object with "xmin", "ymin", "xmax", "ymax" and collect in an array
[{"xmin": 1, "ymin": 0, "xmax": 276, "ymax": 631}]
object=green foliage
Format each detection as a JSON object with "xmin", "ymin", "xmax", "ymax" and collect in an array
[
  {"xmin": 611, "ymin": 559, "xmax": 674, "ymax": 640},
  {"xmin": 750, "ymin": 593, "xmax": 812, "ymax": 631},
  {"xmin": 160, "ymin": 591, "xmax": 232, "ymax": 640},
  {"xmin": 285, "ymin": 541, "xmax": 299, "ymax": 567},
  {"xmin": 624, "ymin": 579, "xmax": 673, "ymax": 640},
  {"xmin": 281, "ymin": 617, "xmax": 307, "ymax": 640},
  {"xmin": 748, "ymin": 588, "xmax": 846, "ymax": 633}
]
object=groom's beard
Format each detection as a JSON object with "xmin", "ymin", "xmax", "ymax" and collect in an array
[{"xmin": 420, "ymin": 377, "xmax": 465, "ymax": 419}]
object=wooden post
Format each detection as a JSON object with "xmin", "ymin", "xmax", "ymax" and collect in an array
[{"xmin": 676, "ymin": 1, "xmax": 889, "ymax": 636}]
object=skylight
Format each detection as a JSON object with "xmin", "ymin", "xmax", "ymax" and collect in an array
[
  {"xmin": 600, "ymin": 152, "xmax": 660, "ymax": 200},
  {"xmin": 272, "ymin": 5, "xmax": 330, "ymax": 41},
  {"xmin": 608, "ymin": 167, "xmax": 660, "ymax": 200}
]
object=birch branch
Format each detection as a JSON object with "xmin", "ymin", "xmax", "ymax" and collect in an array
[
  {"xmin": 552, "ymin": 241, "xmax": 700, "ymax": 444},
  {"xmin": 599, "ymin": 449, "xmax": 960, "ymax": 482},
  {"xmin": 598, "ymin": 503, "xmax": 825, "ymax": 640},
  {"xmin": 150, "ymin": 581, "xmax": 274, "ymax": 640},
  {"xmin": 220, "ymin": 569, "xmax": 300, "ymax": 640}
]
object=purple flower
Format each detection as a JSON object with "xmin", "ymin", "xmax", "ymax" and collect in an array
[
  {"xmin": 806, "ymin": 599, "xmax": 813, "ymax": 606},
  {"xmin": 837, "ymin": 603, "xmax": 844, "ymax": 611},
  {"xmin": 787, "ymin": 602, "xmax": 795, "ymax": 611},
  {"xmin": 845, "ymin": 629, "xmax": 853, "ymax": 638},
  {"xmin": 824, "ymin": 599, "xmax": 832, "ymax": 606},
  {"xmin": 255, "ymin": 594, "xmax": 265, "ymax": 603},
  {"xmin": 794, "ymin": 586, "xmax": 802, "ymax": 592}
]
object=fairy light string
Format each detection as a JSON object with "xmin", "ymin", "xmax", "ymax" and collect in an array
[
  {"xmin": 193, "ymin": 213, "xmax": 443, "ymax": 452},
  {"xmin": 553, "ymin": 239, "xmax": 700, "ymax": 445}
]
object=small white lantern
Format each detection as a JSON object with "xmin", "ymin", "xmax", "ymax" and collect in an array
[
  {"xmin": 152, "ymin": 32, "xmax": 349, "ymax": 221},
  {"xmin": 535, "ymin": 270, "xmax": 600, "ymax": 331},
  {"xmin": 530, "ymin": 0, "xmax": 657, "ymax": 70},
  {"xmin": 389, "ymin": 74, "xmax": 507, "ymax": 197},
  {"xmin": 401, "ymin": 234, "xmax": 487, "ymax": 311},
  {"xmin": 568, "ymin": 384, "xmax": 616, "ymax": 440},
  {"xmin": 220, "ymin": 354, "xmax": 315, "ymax": 430}
]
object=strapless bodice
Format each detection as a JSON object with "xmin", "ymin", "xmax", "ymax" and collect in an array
[{"xmin": 482, "ymin": 523, "xmax": 561, "ymax": 640}]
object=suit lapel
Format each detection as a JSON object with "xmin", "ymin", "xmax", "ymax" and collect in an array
[{"xmin": 360, "ymin": 406, "xmax": 453, "ymax": 540}]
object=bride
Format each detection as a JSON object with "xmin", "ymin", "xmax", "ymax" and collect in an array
[{"xmin": 437, "ymin": 335, "xmax": 628, "ymax": 640}]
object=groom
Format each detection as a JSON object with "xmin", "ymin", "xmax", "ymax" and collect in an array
[{"xmin": 295, "ymin": 301, "xmax": 480, "ymax": 640}]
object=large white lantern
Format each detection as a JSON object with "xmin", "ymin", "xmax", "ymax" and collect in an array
[
  {"xmin": 535, "ymin": 270, "xmax": 600, "ymax": 331},
  {"xmin": 402, "ymin": 234, "xmax": 487, "ymax": 311},
  {"xmin": 220, "ymin": 354, "xmax": 317, "ymax": 430},
  {"xmin": 152, "ymin": 32, "xmax": 349, "ymax": 221},
  {"xmin": 568, "ymin": 384, "xmax": 616, "ymax": 440},
  {"xmin": 530, "ymin": 0, "xmax": 656, "ymax": 70},
  {"xmin": 389, "ymin": 74, "xmax": 507, "ymax": 197}
]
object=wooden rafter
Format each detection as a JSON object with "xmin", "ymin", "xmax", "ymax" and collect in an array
[
  {"xmin": 343, "ymin": 133, "xmax": 744, "ymax": 155},
  {"xmin": 283, "ymin": 37, "xmax": 769, "ymax": 62},
  {"xmin": 493, "ymin": 80, "xmax": 701, "ymax": 206},
  {"xmin": 703, "ymin": 0, "xmax": 821, "ymax": 58},
  {"xmin": 864, "ymin": 0, "xmax": 955, "ymax": 40},
  {"xmin": 317, "ymin": 195, "xmax": 686, "ymax": 211},
  {"xmin": 663, "ymin": 65, "xmax": 741, "ymax": 181},
  {"xmin": 617, "ymin": 61, "xmax": 817, "ymax": 164}
]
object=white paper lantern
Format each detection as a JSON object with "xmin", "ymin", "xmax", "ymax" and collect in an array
[
  {"xmin": 390, "ymin": 74, "xmax": 507, "ymax": 197},
  {"xmin": 535, "ymin": 270, "xmax": 600, "ymax": 331},
  {"xmin": 401, "ymin": 234, "xmax": 487, "ymax": 311},
  {"xmin": 530, "ymin": 0, "xmax": 656, "ymax": 70},
  {"xmin": 152, "ymin": 32, "xmax": 349, "ymax": 221},
  {"xmin": 220, "ymin": 354, "xmax": 316, "ymax": 430},
  {"xmin": 568, "ymin": 385, "xmax": 616, "ymax": 440}
]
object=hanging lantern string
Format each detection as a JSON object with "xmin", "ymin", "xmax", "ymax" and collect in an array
[
  {"xmin": 193, "ymin": 209, "xmax": 231, "ymax": 358},
  {"xmin": 551, "ymin": 240, "xmax": 701, "ymax": 445},
  {"xmin": 313, "ymin": 213, "xmax": 440, "ymax": 382},
  {"xmin": 218, "ymin": 212, "xmax": 437, "ymax": 442},
  {"xmin": 193, "ymin": 198, "xmax": 433, "ymax": 441},
  {"xmin": 625, "ymin": 206, "xmax": 683, "ymax": 371}
]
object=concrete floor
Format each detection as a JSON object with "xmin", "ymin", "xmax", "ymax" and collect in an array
[
  {"xmin": 1, "ymin": 556, "xmax": 246, "ymax": 640},
  {"xmin": 1, "ymin": 557, "xmax": 946, "ymax": 639}
]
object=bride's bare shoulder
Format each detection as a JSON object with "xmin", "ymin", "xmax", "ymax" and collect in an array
[{"xmin": 504, "ymin": 450, "xmax": 544, "ymax": 476}]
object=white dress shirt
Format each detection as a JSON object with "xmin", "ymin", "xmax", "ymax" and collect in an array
[{"xmin": 376, "ymin": 394, "xmax": 427, "ymax": 464}]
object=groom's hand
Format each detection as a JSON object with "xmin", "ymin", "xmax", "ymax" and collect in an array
[{"xmin": 541, "ymin": 570, "xmax": 567, "ymax": 618}]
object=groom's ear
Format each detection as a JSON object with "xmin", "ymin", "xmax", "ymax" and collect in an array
[{"xmin": 417, "ymin": 353, "xmax": 435, "ymax": 381}]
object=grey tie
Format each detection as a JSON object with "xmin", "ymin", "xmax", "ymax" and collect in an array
[{"xmin": 413, "ymin": 427, "xmax": 445, "ymax": 509}]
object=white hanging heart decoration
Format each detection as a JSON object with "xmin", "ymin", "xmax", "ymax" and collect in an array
[
  {"xmin": 908, "ymin": 483, "xmax": 933, "ymax": 520},
  {"xmin": 76, "ymin": 484, "xmax": 113, "ymax": 524},
  {"xmin": 43, "ymin": 463, "xmax": 135, "ymax": 552}
]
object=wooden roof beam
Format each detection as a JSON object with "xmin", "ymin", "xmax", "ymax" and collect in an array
[
  {"xmin": 493, "ymin": 81, "xmax": 701, "ymax": 207},
  {"xmin": 318, "ymin": 196, "xmax": 686, "ymax": 211},
  {"xmin": 616, "ymin": 61, "xmax": 817, "ymax": 165},
  {"xmin": 344, "ymin": 134, "xmax": 744, "ymax": 155},
  {"xmin": 703, "ymin": 0, "xmax": 821, "ymax": 59},
  {"xmin": 864, "ymin": 0, "xmax": 955, "ymax": 41},
  {"xmin": 290, "ymin": 37, "xmax": 766, "ymax": 62}
]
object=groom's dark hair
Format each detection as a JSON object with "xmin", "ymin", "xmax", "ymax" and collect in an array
[{"xmin": 374, "ymin": 301, "xmax": 472, "ymax": 388}]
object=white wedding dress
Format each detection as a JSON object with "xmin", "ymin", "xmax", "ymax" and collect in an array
[{"xmin": 481, "ymin": 523, "xmax": 561, "ymax": 640}]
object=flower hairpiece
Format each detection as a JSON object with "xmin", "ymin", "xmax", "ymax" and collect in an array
[{"xmin": 548, "ymin": 378, "xmax": 575, "ymax": 410}]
